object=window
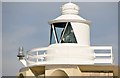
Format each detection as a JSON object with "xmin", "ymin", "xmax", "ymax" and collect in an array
[
  {"xmin": 53, "ymin": 22, "xmax": 66, "ymax": 42},
  {"xmin": 50, "ymin": 22, "xmax": 77, "ymax": 44},
  {"xmin": 50, "ymin": 26, "xmax": 56, "ymax": 44},
  {"xmin": 61, "ymin": 22, "xmax": 77, "ymax": 43}
]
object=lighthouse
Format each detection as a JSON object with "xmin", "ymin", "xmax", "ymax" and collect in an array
[{"xmin": 17, "ymin": 3, "xmax": 118, "ymax": 77}]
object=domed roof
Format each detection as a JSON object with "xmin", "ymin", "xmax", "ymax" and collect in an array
[
  {"xmin": 61, "ymin": 3, "xmax": 79, "ymax": 15},
  {"xmin": 49, "ymin": 3, "xmax": 90, "ymax": 25}
]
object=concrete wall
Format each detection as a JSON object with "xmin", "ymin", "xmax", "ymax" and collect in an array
[{"xmin": 18, "ymin": 65, "xmax": 114, "ymax": 78}]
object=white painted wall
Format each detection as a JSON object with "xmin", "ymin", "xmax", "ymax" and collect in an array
[{"xmin": 71, "ymin": 22, "xmax": 90, "ymax": 46}]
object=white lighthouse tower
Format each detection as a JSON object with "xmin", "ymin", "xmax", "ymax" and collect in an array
[{"xmin": 17, "ymin": 3, "xmax": 118, "ymax": 77}]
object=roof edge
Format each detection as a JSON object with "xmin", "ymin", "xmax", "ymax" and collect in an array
[{"xmin": 48, "ymin": 19, "xmax": 91, "ymax": 25}]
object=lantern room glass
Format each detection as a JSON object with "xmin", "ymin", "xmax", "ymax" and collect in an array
[{"xmin": 50, "ymin": 22, "xmax": 77, "ymax": 44}]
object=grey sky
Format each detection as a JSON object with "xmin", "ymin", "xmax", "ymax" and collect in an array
[
  {"xmin": 2, "ymin": 0, "xmax": 120, "ymax": 2},
  {"xmin": 2, "ymin": 2, "xmax": 118, "ymax": 76},
  {"xmin": 0, "ymin": 1, "xmax": 2, "ymax": 77}
]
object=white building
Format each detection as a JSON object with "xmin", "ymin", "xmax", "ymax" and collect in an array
[{"xmin": 17, "ymin": 2, "xmax": 118, "ymax": 78}]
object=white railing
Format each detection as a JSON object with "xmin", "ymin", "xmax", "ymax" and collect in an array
[
  {"xmin": 91, "ymin": 46, "xmax": 113, "ymax": 64},
  {"xmin": 26, "ymin": 48, "xmax": 47, "ymax": 65},
  {"xmin": 26, "ymin": 46, "xmax": 113, "ymax": 66}
]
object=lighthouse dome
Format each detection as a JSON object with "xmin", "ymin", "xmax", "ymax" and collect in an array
[
  {"xmin": 61, "ymin": 3, "xmax": 79, "ymax": 15},
  {"xmin": 49, "ymin": 3, "xmax": 90, "ymax": 24}
]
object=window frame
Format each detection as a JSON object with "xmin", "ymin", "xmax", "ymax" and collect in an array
[
  {"xmin": 50, "ymin": 22, "xmax": 77, "ymax": 44},
  {"xmin": 50, "ymin": 24, "xmax": 58, "ymax": 44},
  {"xmin": 59, "ymin": 22, "xmax": 68, "ymax": 43}
]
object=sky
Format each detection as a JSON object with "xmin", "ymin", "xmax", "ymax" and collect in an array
[
  {"xmin": 2, "ymin": 2, "xmax": 118, "ymax": 76},
  {"xmin": 1, "ymin": 0, "xmax": 120, "ymax": 2},
  {"xmin": 0, "ymin": 1, "xmax": 2, "ymax": 77}
]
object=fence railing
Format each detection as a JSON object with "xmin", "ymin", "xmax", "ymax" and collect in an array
[
  {"xmin": 26, "ymin": 48, "xmax": 47, "ymax": 64},
  {"xmin": 26, "ymin": 46, "xmax": 113, "ymax": 65},
  {"xmin": 91, "ymin": 46, "xmax": 113, "ymax": 64}
]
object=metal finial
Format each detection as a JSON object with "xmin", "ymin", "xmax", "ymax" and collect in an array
[
  {"xmin": 17, "ymin": 46, "xmax": 24, "ymax": 59},
  {"xmin": 19, "ymin": 46, "xmax": 24, "ymax": 52}
]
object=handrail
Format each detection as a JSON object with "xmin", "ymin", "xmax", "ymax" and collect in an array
[
  {"xmin": 91, "ymin": 46, "xmax": 113, "ymax": 64},
  {"xmin": 26, "ymin": 47, "xmax": 48, "ymax": 64},
  {"xmin": 26, "ymin": 46, "xmax": 113, "ymax": 66}
]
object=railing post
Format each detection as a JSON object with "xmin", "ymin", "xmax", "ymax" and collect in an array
[
  {"xmin": 36, "ymin": 51, "xmax": 38, "ymax": 62},
  {"xmin": 110, "ymin": 47, "xmax": 113, "ymax": 64}
]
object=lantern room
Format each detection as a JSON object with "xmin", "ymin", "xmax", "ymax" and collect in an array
[{"xmin": 49, "ymin": 3, "xmax": 90, "ymax": 46}]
